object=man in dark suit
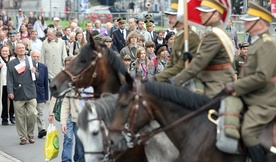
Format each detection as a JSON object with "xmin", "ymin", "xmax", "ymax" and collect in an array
[
  {"xmin": 1, "ymin": 10, "xmax": 11, "ymax": 26},
  {"xmin": 111, "ymin": 17, "xmax": 130, "ymax": 52},
  {"xmin": 31, "ymin": 50, "xmax": 48, "ymax": 139},
  {"xmin": 7, "ymin": 43, "xmax": 38, "ymax": 145},
  {"xmin": 145, "ymin": 20, "xmax": 157, "ymax": 41}
]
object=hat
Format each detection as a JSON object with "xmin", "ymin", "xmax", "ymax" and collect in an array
[
  {"xmin": 102, "ymin": 36, "xmax": 112, "ymax": 42},
  {"xmin": 239, "ymin": 42, "xmax": 249, "ymax": 48},
  {"xmin": 145, "ymin": 20, "xmax": 154, "ymax": 27},
  {"xmin": 123, "ymin": 55, "xmax": 131, "ymax": 61},
  {"xmin": 145, "ymin": 14, "xmax": 152, "ymax": 20},
  {"xmin": 94, "ymin": 34, "xmax": 104, "ymax": 41},
  {"xmin": 165, "ymin": 31, "xmax": 175, "ymax": 40},
  {"xmin": 9, "ymin": 30, "xmax": 17, "ymax": 36},
  {"xmin": 240, "ymin": 2, "xmax": 273, "ymax": 22},
  {"xmin": 117, "ymin": 18, "xmax": 126, "ymax": 24},
  {"xmin": 155, "ymin": 44, "xmax": 168, "ymax": 55},
  {"xmin": 195, "ymin": 0, "xmax": 226, "ymax": 14},
  {"xmin": 164, "ymin": 0, "xmax": 178, "ymax": 15},
  {"xmin": 53, "ymin": 17, "xmax": 60, "ymax": 21},
  {"xmin": 18, "ymin": 8, "xmax": 22, "ymax": 12}
]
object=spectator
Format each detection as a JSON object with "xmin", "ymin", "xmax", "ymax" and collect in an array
[
  {"xmin": 30, "ymin": 50, "xmax": 48, "ymax": 138},
  {"xmin": 137, "ymin": 34, "xmax": 145, "ymax": 47},
  {"xmin": 83, "ymin": 21, "xmax": 92, "ymax": 42},
  {"xmin": 153, "ymin": 44, "xmax": 170, "ymax": 74},
  {"xmin": 33, "ymin": 14, "xmax": 47, "ymax": 40},
  {"xmin": 1, "ymin": 11, "xmax": 11, "ymax": 26},
  {"xmin": 122, "ymin": 54, "xmax": 132, "ymax": 73},
  {"xmin": 70, "ymin": 22, "xmax": 78, "ymax": 32},
  {"xmin": 7, "ymin": 43, "xmax": 37, "ymax": 145},
  {"xmin": 6, "ymin": 30, "xmax": 18, "ymax": 56},
  {"xmin": 19, "ymin": 23, "xmax": 29, "ymax": 40},
  {"xmin": 2, "ymin": 26, "xmax": 9, "ymax": 40},
  {"xmin": 165, "ymin": 31, "xmax": 175, "ymax": 55},
  {"xmin": 120, "ymin": 31, "xmax": 140, "ymax": 62},
  {"xmin": 108, "ymin": 17, "xmax": 119, "ymax": 36},
  {"xmin": 0, "ymin": 46, "xmax": 15, "ymax": 125},
  {"xmin": 8, "ymin": 21, "xmax": 16, "ymax": 31},
  {"xmin": 30, "ymin": 30, "xmax": 43, "ymax": 52},
  {"xmin": 69, "ymin": 31, "xmax": 86, "ymax": 55},
  {"xmin": 102, "ymin": 36, "xmax": 119, "ymax": 56},
  {"xmin": 62, "ymin": 27, "xmax": 71, "ymax": 56},
  {"xmin": 28, "ymin": 12, "xmax": 36, "ymax": 26},
  {"xmin": 145, "ymin": 20, "xmax": 157, "ymax": 41},
  {"xmin": 128, "ymin": 18, "xmax": 136, "ymax": 29},
  {"xmin": 135, "ymin": 19, "xmax": 152, "ymax": 42},
  {"xmin": 105, "ymin": 22, "xmax": 112, "ymax": 36},
  {"xmin": 93, "ymin": 20, "xmax": 106, "ymax": 36},
  {"xmin": 21, "ymin": 38, "xmax": 31, "ymax": 56},
  {"xmin": 145, "ymin": 41, "xmax": 156, "ymax": 60},
  {"xmin": 154, "ymin": 29, "xmax": 166, "ymax": 45},
  {"xmin": 112, "ymin": 17, "xmax": 130, "ymax": 52},
  {"xmin": 41, "ymin": 28, "xmax": 68, "ymax": 80},
  {"xmin": 133, "ymin": 47, "xmax": 149, "ymax": 79},
  {"xmin": 226, "ymin": 20, "xmax": 239, "ymax": 50},
  {"xmin": 14, "ymin": 9, "xmax": 27, "ymax": 32},
  {"xmin": 0, "ymin": 31, "xmax": 7, "ymax": 47},
  {"xmin": 53, "ymin": 17, "xmax": 61, "ymax": 31}
]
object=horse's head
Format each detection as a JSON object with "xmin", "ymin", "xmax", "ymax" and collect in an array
[
  {"xmin": 109, "ymin": 76, "xmax": 155, "ymax": 150},
  {"xmin": 50, "ymin": 35, "xmax": 108, "ymax": 97},
  {"xmin": 77, "ymin": 102, "xmax": 109, "ymax": 162}
]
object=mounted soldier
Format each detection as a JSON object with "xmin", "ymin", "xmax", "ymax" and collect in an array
[{"xmin": 225, "ymin": 2, "xmax": 276, "ymax": 162}]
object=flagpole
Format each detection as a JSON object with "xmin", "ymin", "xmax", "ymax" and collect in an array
[{"xmin": 184, "ymin": 0, "xmax": 189, "ymax": 68}]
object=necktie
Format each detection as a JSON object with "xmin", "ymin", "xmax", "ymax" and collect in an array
[{"xmin": 121, "ymin": 30, "xmax": 125, "ymax": 40}]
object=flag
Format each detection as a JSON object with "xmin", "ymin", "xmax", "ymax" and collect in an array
[
  {"xmin": 15, "ymin": 62, "xmax": 26, "ymax": 74},
  {"xmin": 177, "ymin": 0, "xmax": 232, "ymax": 29}
]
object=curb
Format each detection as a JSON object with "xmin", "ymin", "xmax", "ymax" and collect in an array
[{"xmin": 0, "ymin": 150, "xmax": 22, "ymax": 162}]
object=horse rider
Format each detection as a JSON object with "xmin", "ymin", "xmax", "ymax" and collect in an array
[
  {"xmin": 225, "ymin": 2, "xmax": 276, "ymax": 162},
  {"xmin": 154, "ymin": 0, "xmax": 200, "ymax": 82},
  {"xmin": 234, "ymin": 42, "xmax": 249, "ymax": 79},
  {"xmin": 170, "ymin": 0, "xmax": 235, "ymax": 98}
]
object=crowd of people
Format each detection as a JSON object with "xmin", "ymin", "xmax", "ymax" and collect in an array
[{"xmin": 0, "ymin": 0, "xmax": 275, "ymax": 161}]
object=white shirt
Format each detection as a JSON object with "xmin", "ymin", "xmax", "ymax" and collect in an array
[{"xmin": 30, "ymin": 39, "xmax": 43, "ymax": 52}]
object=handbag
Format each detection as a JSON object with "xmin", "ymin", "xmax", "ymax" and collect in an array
[
  {"xmin": 53, "ymin": 98, "xmax": 63, "ymax": 122},
  {"xmin": 44, "ymin": 124, "xmax": 59, "ymax": 161}
]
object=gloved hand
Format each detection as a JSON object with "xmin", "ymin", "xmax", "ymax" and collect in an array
[
  {"xmin": 183, "ymin": 52, "xmax": 193, "ymax": 62},
  {"xmin": 224, "ymin": 82, "xmax": 235, "ymax": 95},
  {"xmin": 166, "ymin": 78, "xmax": 175, "ymax": 85}
]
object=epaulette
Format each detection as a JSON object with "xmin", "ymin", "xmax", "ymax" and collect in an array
[
  {"xmin": 262, "ymin": 33, "xmax": 272, "ymax": 42},
  {"xmin": 205, "ymin": 26, "xmax": 212, "ymax": 33},
  {"xmin": 176, "ymin": 30, "xmax": 184, "ymax": 37}
]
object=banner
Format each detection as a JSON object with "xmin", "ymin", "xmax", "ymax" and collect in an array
[{"xmin": 177, "ymin": 0, "xmax": 232, "ymax": 29}]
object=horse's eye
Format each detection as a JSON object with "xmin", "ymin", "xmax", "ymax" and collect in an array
[{"xmin": 92, "ymin": 130, "xmax": 99, "ymax": 136}]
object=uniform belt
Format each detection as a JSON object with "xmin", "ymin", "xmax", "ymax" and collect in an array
[
  {"xmin": 269, "ymin": 76, "xmax": 276, "ymax": 83},
  {"xmin": 204, "ymin": 63, "xmax": 231, "ymax": 71}
]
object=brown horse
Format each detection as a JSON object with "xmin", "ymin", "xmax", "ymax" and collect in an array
[
  {"xmin": 108, "ymin": 76, "xmax": 276, "ymax": 162},
  {"xmin": 49, "ymin": 35, "xmax": 148, "ymax": 162},
  {"xmin": 50, "ymin": 33, "xmax": 127, "ymax": 97}
]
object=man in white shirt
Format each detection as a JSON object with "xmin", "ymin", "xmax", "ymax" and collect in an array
[{"xmin": 30, "ymin": 30, "xmax": 43, "ymax": 52}]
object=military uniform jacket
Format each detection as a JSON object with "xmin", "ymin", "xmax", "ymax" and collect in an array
[
  {"xmin": 234, "ymin": 32, "xmax": 276, "ymax": 106},
  {"xmin": 234, "ymin": 54, "xmax": 246, "ymax": 78},
  {"xmin": 172, "ymin": 21, "xmax": 235, "ymax": 97},
  {"xmin": 155, "ymin": 28, "xmax": 200, "ymax": 82}
]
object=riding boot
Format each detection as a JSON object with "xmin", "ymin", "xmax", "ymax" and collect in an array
[{"xmin": 247, "ymin": 144, "xmax": 267, "ymax": 162}]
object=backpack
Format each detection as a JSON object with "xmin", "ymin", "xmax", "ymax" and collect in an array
[{"xmin": 53, "ymin": 98, "xmax": 63, "ymax": 122}]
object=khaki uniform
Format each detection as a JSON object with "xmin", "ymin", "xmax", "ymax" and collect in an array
[
  {"xmin": 234, "ymin": 54, "xmax": 246, "ymax": 78},
  {"xmin": 155, "ymin": 28, "xmax": 200, "ymax": 82},
  {"xmin": 172, "ymin": 21, "xmax": 235, "ymax": 97},
  {"xmin": 234, "ymin": 33, "xmax": 276, "ymax": 146}
]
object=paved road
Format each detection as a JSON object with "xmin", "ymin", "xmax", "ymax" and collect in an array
[{"xmin": 0, "ymin": 102, "xmax": 65, "ymax": 162}]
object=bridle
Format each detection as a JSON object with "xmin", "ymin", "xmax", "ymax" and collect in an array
[
  {"xmin": 84, "ymin": 117, "xmax": 113, "ymax": 162},
  {"xmin": 109, "ymin": 80, "xmax": 155, "ymax": 148},
  {"xmin": 63, "ymin": 50, "xmax": 102, "ymax": 88}
]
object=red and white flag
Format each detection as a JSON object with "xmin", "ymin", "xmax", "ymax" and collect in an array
[
  {"xmin": 177, "ymin": 0, "xmax": 232, "ymax": 29},
  {"xmin": 15, "ymin": 62, "xmax": 26, "ymax": 74}
]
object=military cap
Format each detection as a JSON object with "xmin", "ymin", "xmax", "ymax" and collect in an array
[
  {"xmin": 123, "ymin": 55, "xmax": 131, "ymax": 61},
  {"xmin": 239, "ymin": 42, "xmax": 249, "ymax": 48},
  {"xmin": 145, "ymin": 14, "xmax": 152, "ymax": 20},
  {"xmin": 117, "ymin": 17, "xmax": 126, "ymax": 24},
  {"xmin": 164, "ymin": 0, "xmax": 178, "ymax": 15},
  {"xmin": 9, "ymin": 30, "xmax": 17, "ymax": 36},
  {"xmin": 196, "ymin": 0, "xmax": 226, "ymax": 14},
  {"xmin": 102, "ymin": 36, "xmax": 112, "ymax": 42},
  {"xmin": 145, "ymin": 20, "xmax": 155, "ymax": 27},
  {"xmin": 94, "ymin": 34, "xmax": 104, "ymax": 42},
  {"xmin": 241, "ymin": 2, "xmax": 274, "ymax": 22}
]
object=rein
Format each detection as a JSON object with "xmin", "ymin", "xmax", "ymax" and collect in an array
[{"xmin": 62, "ymin": 50, "xmax": 102, "ymax": 88}]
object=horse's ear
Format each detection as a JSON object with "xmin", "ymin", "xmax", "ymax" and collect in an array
[
  {"xmin": 125, "ymin": 72, "xmax": 134, "ymax": 88},
  {"xmin": 89, "ymin": 32, "xmax": 96, "ymax": 49}
]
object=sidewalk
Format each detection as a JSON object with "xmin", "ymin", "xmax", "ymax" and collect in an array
[{"xmin": 0, "ymin": 150, "xmax": 22, "ymax": 162}]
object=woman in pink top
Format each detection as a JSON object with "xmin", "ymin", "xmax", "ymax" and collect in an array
[{"xmin": 19, "ymin": 23, "xmax": 29, "ymax": 40}]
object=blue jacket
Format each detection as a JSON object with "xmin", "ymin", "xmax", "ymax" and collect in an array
[{"xmin": 36, "ymin": 62, "xmax": 49, "ymax": 103}]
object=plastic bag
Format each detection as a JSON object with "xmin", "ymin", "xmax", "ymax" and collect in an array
[{"xmin": 44, "ymin": 124, "xmax": 59, "ymax": 161}]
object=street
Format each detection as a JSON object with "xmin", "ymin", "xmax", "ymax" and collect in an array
[{"xmin": 0, "ymin": 102, "xmax": 64, "ymax": 162}]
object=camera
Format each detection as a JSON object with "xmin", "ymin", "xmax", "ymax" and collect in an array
[{"xmin": 131, "ymin": 62, "xmax": 136, "ymax": 67}]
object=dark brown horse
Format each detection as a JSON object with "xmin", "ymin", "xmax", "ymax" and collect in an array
[
  {"xmin": 50, "ymin": 34, "xmax": 127, "ymax": 97},
  {"xmin": 109, "ymin": 76, "xmax": 276, "ymax": 162},
  {"xmin": 49, "ymin": 35, "xmax": 147, "ymax": 162}
]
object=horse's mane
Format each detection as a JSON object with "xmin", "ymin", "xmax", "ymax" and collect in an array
[
  {"xmin": 142, "ymin": 81, "xmax": 214, "ymax": 110},
  {"xmin": 94, "ymin": 93, "xmax": 118, "ymax": 125},
  {"xmin": 77, "ymin": 94, "xmax": 118, "ymax": 131}
]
